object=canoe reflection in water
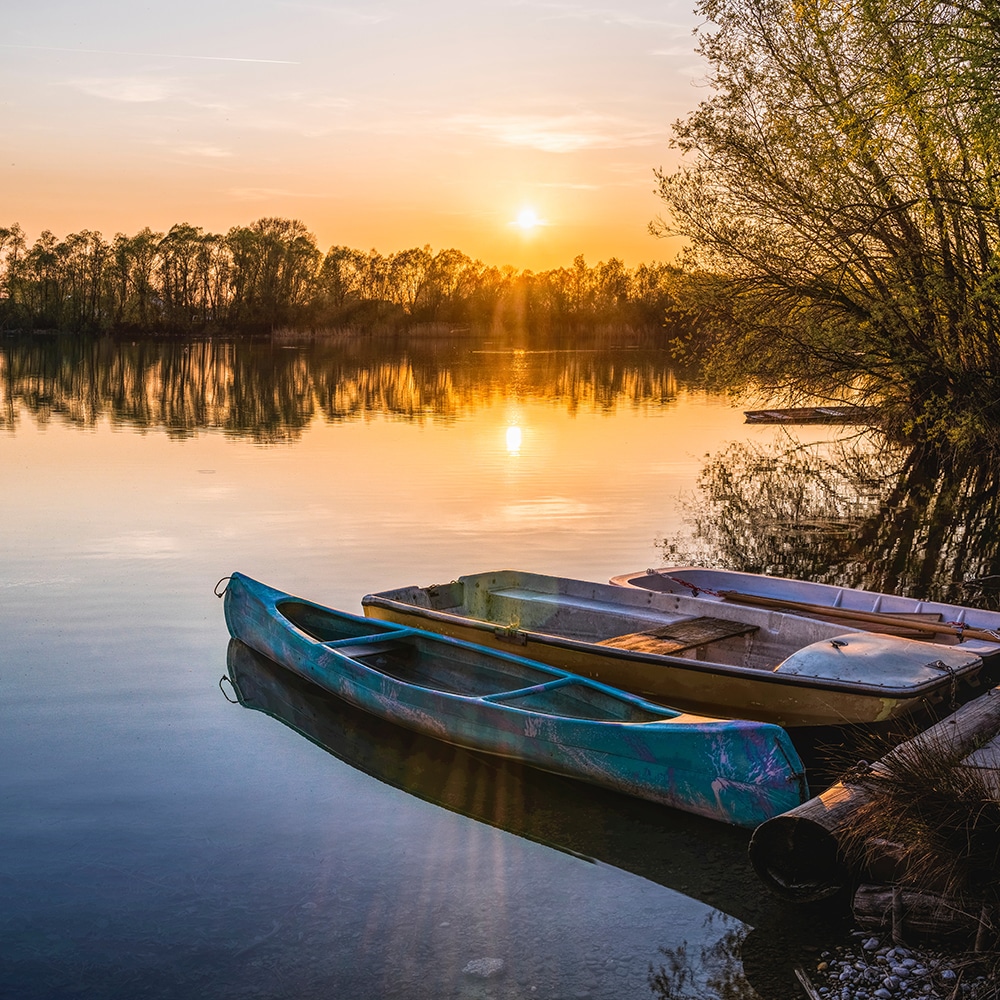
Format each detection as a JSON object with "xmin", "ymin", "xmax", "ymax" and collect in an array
[{"xmin": 223, "ymin": 639, "xmax": 847, "ymax": 1000}]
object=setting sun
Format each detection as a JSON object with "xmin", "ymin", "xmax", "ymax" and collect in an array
[{"xmin": 515, "ymin": 207, "xmax": 542, "ymax": 231}]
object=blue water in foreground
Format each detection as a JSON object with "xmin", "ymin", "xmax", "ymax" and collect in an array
[{"xmin": 0, "ymin": 338, "xmax": 843, "ymax": 999}]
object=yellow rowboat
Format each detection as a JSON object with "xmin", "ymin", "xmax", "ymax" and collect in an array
[{"xmin": 362, "ymin": 570, "xmax": 986, "ymax": 729}]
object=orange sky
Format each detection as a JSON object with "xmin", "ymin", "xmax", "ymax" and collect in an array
[{"xmin": 2, "ymin": 1, "xmax": 702, "ymax": 270}]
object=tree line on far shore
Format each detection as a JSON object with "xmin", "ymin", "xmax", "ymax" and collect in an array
[{"xmin": 0, "ymin": 218, "xmax": 686, "ymax": 337}]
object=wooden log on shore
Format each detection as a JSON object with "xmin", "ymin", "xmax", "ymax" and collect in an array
[
  {"xmin": 854, "ymin": 884, "xmax": 980, "ymax": 941},
  {"xmin": 748, "ymin": 686, "xmax": 1000, "ymax": 901}
]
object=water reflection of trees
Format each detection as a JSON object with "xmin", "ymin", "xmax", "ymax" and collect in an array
[
  {"xmin": 664, "ymin": 435, "xmax": 1000, "ymax": 607},
  {"xmin": 0, "ymin": 336, "xmax": 681, "ymax": 441},
  {"xmin": 647, "ymin": 915, "xmax": 755, "ymax": 1000}
]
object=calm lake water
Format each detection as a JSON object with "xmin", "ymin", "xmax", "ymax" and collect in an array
[{"xmin": 6, "ymin": 332, "xmax": 986, "ymax": 1000}]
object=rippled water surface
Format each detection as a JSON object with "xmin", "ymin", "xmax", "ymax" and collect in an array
[{"xmin": 2, "ymin": 334, "xmax": 938, "ymax": 999}]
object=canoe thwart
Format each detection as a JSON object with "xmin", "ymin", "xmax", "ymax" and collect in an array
[{"xmin": 596, "ymin": 616, "xmax": 759, "ymax": 655}]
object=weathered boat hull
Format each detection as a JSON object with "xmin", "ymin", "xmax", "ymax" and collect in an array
[
  {"xmin": 223, "ymin": 572, "xmax": 808, "ymax": 827},
  {"xmin": 611, "ymin": 567, "xmax": 1000, "ymax": 661},
  {"xmin": 361, "ymin": 571, "xmax": 984, "ymax": 728}
]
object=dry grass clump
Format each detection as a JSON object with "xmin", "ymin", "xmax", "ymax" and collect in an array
[{"xmin": 837, "ymin": 733, "xmax": 1000, "ymax": 951}]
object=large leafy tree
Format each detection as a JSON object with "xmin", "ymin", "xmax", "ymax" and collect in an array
[{"xmin": 653, "ymin": 0, "xmax": 1000, "ymax": 445}]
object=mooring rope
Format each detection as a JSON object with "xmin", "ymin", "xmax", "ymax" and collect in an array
[{"xmin": 655, "ymin": 573, "xmax": 725, "ymax": 598}]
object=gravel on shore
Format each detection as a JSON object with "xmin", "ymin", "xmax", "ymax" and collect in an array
[{"xmin": 800, "ymin": 932, "xmax": 997, "ymax": 1000}]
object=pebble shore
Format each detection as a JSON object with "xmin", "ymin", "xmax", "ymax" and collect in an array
[{"xmin": 805, "ymin": 933, "xmax": 996, "ymax": 1000}]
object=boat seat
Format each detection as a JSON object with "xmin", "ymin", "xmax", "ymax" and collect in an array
[{"xmin": 596, "ymin": 616, "xmax": 759, "ymax": 655}]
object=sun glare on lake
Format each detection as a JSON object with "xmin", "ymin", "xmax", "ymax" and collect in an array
[{"xmin": 506, "ymin": 425, "xmax": 522, "ymax": 454}]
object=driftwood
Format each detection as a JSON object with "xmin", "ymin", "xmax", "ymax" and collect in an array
[
  {"xmin": 748, "ymin": 686, "xmax": 1000, "ymax": 901},
  {"xmin": 854, "ymin": 884, "xmax": 981, "ymax": 942},
  {"xmin": 793, "ymin": 965, "xmax": 824, "ymax": 1000}
]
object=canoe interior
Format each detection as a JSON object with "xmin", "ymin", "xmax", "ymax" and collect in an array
[
  {"xmin": 280, "ymin": 600, "xmax": 403, "ymax": 643},
  {"xmin": 281, "ymin": 600, "xmax": 671, "ymax": 724},
  {"xmin": 467, "ymin": 581, "xmax": 836, "ymax": 672},
  {"xmin": 341, "ymin": 638, "xmax": 668, "ymax": 722}
]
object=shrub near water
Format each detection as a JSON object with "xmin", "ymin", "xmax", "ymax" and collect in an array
[{"xmin": 652, "ymin": 0, "xmax": 1000, "ymax": 451}]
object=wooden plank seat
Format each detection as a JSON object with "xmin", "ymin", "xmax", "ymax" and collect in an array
[{"xmin": 596, "ymin": 616, "xmax": 759, "ymax": 655}]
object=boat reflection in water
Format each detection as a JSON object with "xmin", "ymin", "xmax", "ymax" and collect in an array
[{"xmin": 224, "ymin": 639, "xmax": 847, "ymax": 1000}]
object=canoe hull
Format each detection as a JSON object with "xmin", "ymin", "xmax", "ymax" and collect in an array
[
  {"xmin": 361, "ymin": 571, "xmax": 985, "ymax": 728},
  {"xmin": 223, "ymin": 573, "xmax": 808, "ymax": 827}
]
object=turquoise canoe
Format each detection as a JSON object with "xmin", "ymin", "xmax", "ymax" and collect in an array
[{"xmin": 221, "ymin": 572, "xmax": 808, "ymax": 827}]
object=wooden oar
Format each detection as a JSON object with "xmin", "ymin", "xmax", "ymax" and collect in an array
[{"xmin": 719, "ymin": 590, "xmax": 1000, "ymax": 642}]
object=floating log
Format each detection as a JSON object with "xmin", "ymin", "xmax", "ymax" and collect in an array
[
  {"xmin": 748, "ymin": 686, "xmax": 1000, "ymax": 901},
  {"xmin": 743, "ymin": 406, "xmax": 878, "ymax": 425}
]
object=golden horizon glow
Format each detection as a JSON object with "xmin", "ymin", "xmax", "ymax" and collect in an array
[{"xmin": 1, "ymin": 2, "xmax": 700, "ymax": 270}]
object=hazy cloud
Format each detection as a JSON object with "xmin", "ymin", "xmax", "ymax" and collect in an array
[
  {"xmin": 70, "ymin": 76, "xmax": 175, "ymax": 103},
  {"xmin": 228, "ymin": 186, "xmax": 325, "ymax": 199},
  {"xmin": 4, "ymin": 44, "xmax": 298, "ymax": 64},
  {"xmin": 539, "ymin": 181, "xmax": 601, "ymax": 190},
  {"xmin": 652, "ymin": 45, "xmax": 697, "ymax": 57},
  {"xmin": 306, "ymin": 96, "xmax": 355, "ymax": 110},
  {"xmin": 172, "ymin": 145, "xmax": 233, "ymax": 158},
  {"xmin": 509, "ymin": 1, "xmax": 691, "ymax": 32},
  {"xmin": 443, "ymin": 113, "xmax": 663, "ymax": 152},
  {"xmin": 278, "ymin": 3, "xmax": 390, "ymax": 23},
  {"xmin": 264, "ymin": 91, "xmax": 355, "ymax": 111}
]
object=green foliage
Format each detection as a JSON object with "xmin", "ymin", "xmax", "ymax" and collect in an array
[{"xmin": 653, "ymin": 0, "xmax": 1000, "ymax": 449}]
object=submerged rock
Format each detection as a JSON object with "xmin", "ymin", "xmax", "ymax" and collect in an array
[{"xmin": 462, "ymin": 957, "xmax": 505, "ymax": 978}]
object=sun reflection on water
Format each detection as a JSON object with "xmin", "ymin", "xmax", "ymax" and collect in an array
[{"xmin": 505, "ymin": 425, "xmax": 522, "ymax": 454}]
